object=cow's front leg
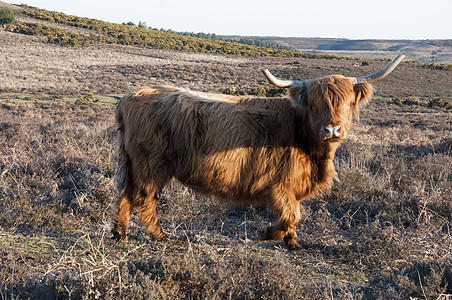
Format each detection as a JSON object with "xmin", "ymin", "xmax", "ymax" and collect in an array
[
  {"xmin": 283, "ymin": 226, "xmax": 300, "ymax": 250},
  {"xmin": 258, "ymin": 198, "xmax": 301, "ymax": 250},
  {"xmin": 258, "ymin": 223, "xmax": 300, "ymax": 250}
]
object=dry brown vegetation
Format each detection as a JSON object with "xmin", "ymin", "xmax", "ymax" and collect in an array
[{"xmin": 1, "ymin": 11, "xmax": 452, "ymax": 299}]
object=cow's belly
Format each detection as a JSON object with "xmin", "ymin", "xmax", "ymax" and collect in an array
[{"xmin": 174, "ymin": 148, "xmax": 278, "ymax": 201}]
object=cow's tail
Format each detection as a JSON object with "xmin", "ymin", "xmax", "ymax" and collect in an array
[
  {"xmin": 114, "ymin": 139, "xmax": 129, "ymax": 191},
  {"xmin": 113, "ymin": 105, "xmax": 129, "ymax": 192}
]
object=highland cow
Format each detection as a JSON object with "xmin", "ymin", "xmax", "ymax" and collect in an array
[{"xmin": 113, "ymin": 55, "xmax": 404, "ymax": 249}]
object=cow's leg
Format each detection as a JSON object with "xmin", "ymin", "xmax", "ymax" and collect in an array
[
  {"xmin": 132, "ymin": 176, "xmax": 171, "ymax": 242},
  {"xmin": 112, "ymin": 187, "xmax": 134, "ymax": 241},
  {"xmin": 138, "ymin": 191, "xmax": 168, "ymax": 242},
  {"xmin": 259, "ymin": 199, "xmax": 301, "ymax": 250}
]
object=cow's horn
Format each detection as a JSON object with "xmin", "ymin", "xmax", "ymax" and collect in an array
[
  {"xmin": 261, "ymin": 69, "xmax": 308, "ymax": 88},
  {"xmin": 352, "ymin": 55, "xmax": 405, "ymax": 83},
  {"xmin": 262, "ymin": 55, "xmax": 404, "ymax": 88}
]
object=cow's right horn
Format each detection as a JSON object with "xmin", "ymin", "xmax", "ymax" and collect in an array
[{"xmin": 352, "ymin": 55, "xmax": 405, "ymax": 83}]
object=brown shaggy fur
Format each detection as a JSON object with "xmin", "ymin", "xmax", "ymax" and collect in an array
[{"xmin": 113, "ymin": 76, "xmax": 373, "ymax": 249}]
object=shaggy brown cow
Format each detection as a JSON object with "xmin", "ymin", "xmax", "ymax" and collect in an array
[{"xmin": 113, "ymin": 55, "xmax": 405, "ymax": 249}]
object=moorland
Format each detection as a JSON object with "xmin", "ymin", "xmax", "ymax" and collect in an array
[{"xmin": 0, "ymin": 2, "xmax": 451, "ymax": 299}]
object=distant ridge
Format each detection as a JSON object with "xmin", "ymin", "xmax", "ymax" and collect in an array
[{"xmin": 226, "ymin": 36, "xmax": 452, "ymax": 63}]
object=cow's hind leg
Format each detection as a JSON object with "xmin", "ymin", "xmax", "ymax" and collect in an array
[
  {"xmin": 112, "ymin": 188, "xmax": 134, "ymax": 242},
  {"xmin": 258, "ymin": 200, "xmax": 301, "ymax": 250},
  {"xmin": 133, "ymin": 178, "xmax": 170, "ymax": 242},
  {"xmin": 138, "ymin": 191, "xmax": 168, "ymax": 242}
]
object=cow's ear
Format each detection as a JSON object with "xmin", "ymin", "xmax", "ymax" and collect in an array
[
  {"xmin": 353, "ymin": 82, "xmax": 373, "ymax": 119},
  {"xmin": 288, "ymin": 87, "xmax": 307, "ymax": 106},
  {"xmin": 353, "ymin": 82, "xmax": 373, "ymax": 106}
]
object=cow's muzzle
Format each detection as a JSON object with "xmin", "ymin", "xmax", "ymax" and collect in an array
[{"xmin": 321, "ymin": 125, "xmax": 344, "ymax": 141}]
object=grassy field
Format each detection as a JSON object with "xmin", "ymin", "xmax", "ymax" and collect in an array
[
  {"xmin": 0, "ymin": 92, "xmax": 451, "ymax": 299},
  {"xmin": 1, "ymin": 8, "xmax": 452, "ymax": 298}
]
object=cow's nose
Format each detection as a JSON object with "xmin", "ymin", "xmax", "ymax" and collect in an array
[
  {"xmin": 324, "ymin": 125, "xmax": 342, "ymax": 138},
  {"xmin": 333, "ymin": 125, "xmax": 342, "ymax": 137}
]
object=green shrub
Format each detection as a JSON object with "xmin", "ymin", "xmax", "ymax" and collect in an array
[
  {"xmin": 391, "ymin": 96, "xmax": 403, "ymax": 105},
  {"xmin": 428, "ymin": 97, "xmax": 452, "ymax": 109},
  {"xmin": 426, "ymin": 63, "xmax": 452, "ymax": 71},
  {"xmin": 75, "ymin": 91, "xmax": 99, "ymax": 104},
  {"xmin": 392, "ymin": 96, "xmax": 419, "ymax": 106},
  {"xmin": 248, "ymin": 86, "xmax": 270, "ymax": 97},
  {"xmin": 221, "ymin": 86, "xmax": 288, "ymax": 97},
  {"xmin": 222, "ymin": 87, "xmax": 244, "ymax": 96},
  {"xmin": 248, "ymin": 86, "xmax": 287, "ymax": 97},
  {"xmin": 18, "ymin": 6, "xmax": 366, "ymax": 60},
  {"xmin": 0, "ymin": 6, "xmax": 15, "ymax": 26},
  {"xmin": 402, "ymin": 96, "xmax": 420, "ymax": 106}
]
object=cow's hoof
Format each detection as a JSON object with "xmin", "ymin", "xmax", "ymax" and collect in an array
[
  {"xmin": 112, "ymin": 229, "xmax": 128, "ymax": 242},
  {"xmin": 284, "ymin": 235, "xmax": 301, "ymax": 250},
  {"xmin": 257, "ymin": 227, "xmax": 272, "ymax": 241},
  {"xmin": 153, "ymin": 234, "xmax": 168, "ymax": 242}
]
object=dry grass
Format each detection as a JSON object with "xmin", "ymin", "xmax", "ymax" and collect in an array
[{"xmin": 0, "ymin": 95, "xmax": 451, "ymax": 299}]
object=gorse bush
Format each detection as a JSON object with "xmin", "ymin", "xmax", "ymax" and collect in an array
[
  {"xmin": 392, "ymin": 96, "xmax": 452, "ymax": 109},
  {"xmin": 222, "ymin": 86, "xmax": 244, "ymax": 96},
  {"xmin": 402, "ymin": 96, "xmax": 420, "ymax": 106},
  {"xmin": 391, "ymin": 96, "xmax": 419, "ymax": 106},
  {"xmin": 391, "ymin": 96, "xmax": 403, "ymax": 105},
  {"xmin": 13, "ymin": 22, "xmax": 88, "ymax": 47},
  {"xmin": 16, "ymin": 6, "xmax": 365, "ymax": 60},
  {"xmin": 0, "ymin": 6, "xmax": 15, "ymax": 26},
  {"xmin": 428, "ymin": 97, "xmax": 452, "ymax": 109},
  {"xmin": 18, "ymin": 6, "xmax": 301, "ymax": 56},
  {"xmin": 222, "ymin": 86, "xmax": 288, "ymax": 97},
  {"xmin": 157, "ymin": 28, "xmax": 294, "ymax": 51},
  {"xmin": 248, "ymin": 86, "xmax": 287, "ymax": 97},
  {"xmin": 426, "ymin": 63, "xmax": 452, "ymax": 71},
  {"xmin": 75, "ymin": 91, "xmax": 100, "ymax": 104}
]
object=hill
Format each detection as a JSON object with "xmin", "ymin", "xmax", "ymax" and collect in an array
[
  {"xmin": 4, "ymin": 1, "xmax": 451, "ymax": 64},
  {"xmin": 2, "ymin": 2, "xmax": 351, "ymax": 60},
  {"xmin": 228, "ymin": 36, "xmax": 452, "ymax": 64}
]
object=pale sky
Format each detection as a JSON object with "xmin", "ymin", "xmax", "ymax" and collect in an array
[{"xmin": 10, "ymin": 0, "xmax": 452, "ymax": 40}]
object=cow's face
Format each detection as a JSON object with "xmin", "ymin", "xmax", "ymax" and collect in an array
[{"xmin": 291, "ymin": 76, "xmax": 372, "ymax": 143}]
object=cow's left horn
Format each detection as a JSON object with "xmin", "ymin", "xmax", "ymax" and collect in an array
[
  {"xmin": 352, "ymin": 55, "xmax": 405, "ymax": 83},
  {"xmin": 261, "ymin": 69, "xmax": 309, "ymax": 88}
]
